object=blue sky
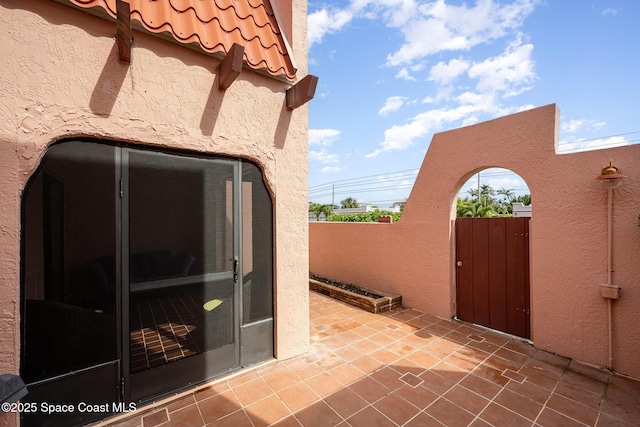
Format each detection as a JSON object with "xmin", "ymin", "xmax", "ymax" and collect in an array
[{"xmin": 306, "ymin": 0, "xmax": 640, "ymax": 207}]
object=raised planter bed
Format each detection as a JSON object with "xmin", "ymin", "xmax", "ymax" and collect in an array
[{"xmin": 309, "ymin": 275, "xmax": 402, "ymax": 314}]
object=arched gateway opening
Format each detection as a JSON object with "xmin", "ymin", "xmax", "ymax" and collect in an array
[
  {"xmin": 21, "ymin": 140, "xmax": 274, "ymax": 426},
  {"xmin": 453, "ymin": 168, "xmax": 532, "ymax": 339}
]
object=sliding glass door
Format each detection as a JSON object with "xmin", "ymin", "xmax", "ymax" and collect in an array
[
  {"xmin": 21, "ymin": 141, "xmax": 274, "ymax": 425},
  {"xmin": 124, "ymin": 150, "xmax": 240, "ymax": 402}
]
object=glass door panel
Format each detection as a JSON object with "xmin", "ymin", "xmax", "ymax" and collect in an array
[
  {"xmin": 21, "ymin": 141, "xmax": 119, "ymax": 426},
  {"xmin": 126, "ymin": 150, "xmax": 239, "ymax": 402}
]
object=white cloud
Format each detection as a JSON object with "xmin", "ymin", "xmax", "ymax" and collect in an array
[
  {"xmin": 428, "ymin": 57, "xmax": 470, "ymax": 85},
  {"xmin": 366, "ymin": 104, "xmax": 483, "ymax": 157},
  {"xmin": 308, "ymin": 8, "xmax": 354, "ymax": 47},
  {"xmin": 309, "ymin": 150, "xmax": 339, "ymax": 164},
  {"xmin": 321, "ymin": 166, "xmax": 343, "ymax": 173},
  {"xmin": 309, "ymin": 128, "xmax": 341, "ymax": 146},
  {"xmin": 395, "ymin": 67, "xmax": 417, "ymax": 81},
  {"xmin": 386, "ymin": 0, "xmax": 537, "ymax": 66},
  {"xmin": 379, "ymin": 96, "xmax": 407, "ymax": 115},
  {"xmin": 602, "ymin": 8, "xmax": 618, "ymax": 16},
  {"xmin": 561, "ymin": 119, "xmax": 606, "ymax": 134},
  {"xmin": 467, "ymin": 38, "xmax": 536, "ymax": 95}
]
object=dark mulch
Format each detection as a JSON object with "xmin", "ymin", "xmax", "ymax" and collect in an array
[{"xmin": 309, "ymin": 274, "xmax": 383, "ymax": 299}]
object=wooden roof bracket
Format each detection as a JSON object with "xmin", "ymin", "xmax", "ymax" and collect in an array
[
  {"xmin": 218, "ymin": 44, "xmax": 245, "ymax": 90},
  {"xmin": 286, "ymin": 75, "xmax": 318, "ymax": 110},
  {"xmin": 116, "ymin": 0, "xmax": 132, "ymax": 63}
]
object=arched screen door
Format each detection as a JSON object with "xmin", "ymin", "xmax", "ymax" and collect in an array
[{"xmin": 21, "ymin": 141, "xmax": 273, "ymax": 426}]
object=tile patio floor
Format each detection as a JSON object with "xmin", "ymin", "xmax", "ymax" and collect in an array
[{"xmin": 98, "ymin": 291, "xmax": 640, "ymax": 427}]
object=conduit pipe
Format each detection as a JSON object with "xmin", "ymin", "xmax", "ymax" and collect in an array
[{"xmin": 596, "ymin": 161, "xmax": 626, "ymax": 370}]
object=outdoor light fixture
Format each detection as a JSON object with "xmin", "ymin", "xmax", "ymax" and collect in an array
[{"xmin": 596, "ymin": 160, "xmax": 627, "ymax": 189}]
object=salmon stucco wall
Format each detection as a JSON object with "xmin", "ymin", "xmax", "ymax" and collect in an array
[
  {"xmin": 0, "ymin": 0, "xmax": 310, "ymax": 396},
  {"xmin": 310, "ymin": 104, "xmax": 640, "ymax": 380}
]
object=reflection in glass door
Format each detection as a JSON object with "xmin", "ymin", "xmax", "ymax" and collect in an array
[
  {"xmin": 22, "ymin": 141, "xmax": 275, "ymax": 424},
  {"xmin": 125, "ymin": 151, "xmax": 239, "ymax": 402}
]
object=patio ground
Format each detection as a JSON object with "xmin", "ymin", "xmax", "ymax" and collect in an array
[{"xmin": 98, "ymin": 291, "xmax": 640, "ymax": 427}]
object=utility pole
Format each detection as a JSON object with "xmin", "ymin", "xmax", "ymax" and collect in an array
[{"xmin": 331, "ymin": 183, "xmax": 334, "ymax": 207}]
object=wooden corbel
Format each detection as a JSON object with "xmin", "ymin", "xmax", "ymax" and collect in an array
[
  {"xmin": 116, "ymin": 0, "xmax": 132, "ymax": 63},
  {"xmin": 217, "ymin": 44, "xmax": 245, "ymax": 90},
  {"xmin": 286, "ymin": 75, "xmax": 318, "ymax": 110}
]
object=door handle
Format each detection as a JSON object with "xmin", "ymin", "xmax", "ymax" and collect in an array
[
  {"xmin": 233, "ymin": 257, "xmax": 239, "ymax": 282},
  {"xmin": 456, "ymin": 261, "xmax": 463, "ymax": 267}
]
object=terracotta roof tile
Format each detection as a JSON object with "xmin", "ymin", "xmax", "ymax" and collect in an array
[{"xmin": 68, "ymin": 0, "xmax": 297, "ymax": 80}]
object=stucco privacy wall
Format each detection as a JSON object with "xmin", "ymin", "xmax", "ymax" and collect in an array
[
  {"xmin": 0, "ymin": 0, "xmax": 309, "ymax": 381},
  {"xmin": 310, "ymin": 104, "xmax": 640, "ymax": 379}
]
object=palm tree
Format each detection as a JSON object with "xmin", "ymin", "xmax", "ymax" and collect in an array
[
  {"xmin": 497, "ymin": 188, "xmax": 515, "ymax": 202},
  {"xmin": 309, "ymin": 203, "xmax": 333, "ymax": 221},
  {"xmin": 340, "ymin": 197, "xmax": 360, "ymax": 208}
]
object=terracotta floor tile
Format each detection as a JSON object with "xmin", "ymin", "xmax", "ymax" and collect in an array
[
  {"xmin": 245, "ymin": 394, "xmax": 292, "ymax": 427},
  {"xmin": 385, "ymin": 341, "xmax": 416, "ymax": 357},
  {"xmin": 505, "ymin": 378, "xmax": 553, "ymax": 405},
  {"xmin": 532, "ymin": 349, "xmax": 571, "ymax": 368},
  {"xmin": 373, "ymin": 392, "xmax": 420, "ymax": 425},
  {"xmin": 323, "ymin": 387, "xmax": 368, "ymax": 419},
  {"xmin": 444, "ymin": 351, "xmax": 481, "ymax": 372},
  {"xmin": 471, "ymin": 364, "xmax": 510, "ymax": 387},
  {"xmin": 601, "ymin": 379, "xmax": 640, "ymax": 424},
  {"xmin": 478, "ymin": 402, "xmax": 532, "ymax": 427},
  {"xmin": 404, "ymin": 411, "xmax": 446, "ymax": 426},
  {"xmin": 345, "ymin": 406, "xmax": 395, "ymax": 427},
  {"xmin": 101, "ymin": 291, "xmax": 640, "ymax": 427},
  {"xmin": 502, "ymin": 339, "xmax": 537, "ymax": 357},
  {"xmin": 232, "ymin": 377, "xmax": 274, "ymax": 407},
  {"xmin": 546, "ymin": 393, "xmax": 599, "ymax": 426},
  {"xmin": 277, "ymin": 381, "xmax": 319, "ymax": 413},
  {"xmin": 262, "ymin": 367, "xmax": 301, "ymax": 392},
  {"xmin": 351, "ymin": 355, "xmax": 384, "ymax": 374},
  {"xmin": 213, "ymin": 409, "xmax": 254, "ymax": 427},
  {"xmin": 493, "ymin": 388, "xmax": 542, "ymax": 421},
  {"xmin": 163, "ymin": 404, "xmax": 203, "ymax": 427},
  {"xmin": 399, "ymin": 371, "xmax": 424, "ymax": 387},
  {"xmin": 289, "ymin": 360, "xmax": 326, "ymax": 380},
  {"xmin": 483, "ymin": 353, "xmax": 523, "ymax": 373},
  {"xmin": 468, "ymin": 418, "xmax": 493, "ymax": 427},
  {"xmin": 443, "ymin": 385, "xmax": 491, "ymax": 415},
  {"xmin": 467, "ymin": 338, "xmax": 501, "ymax": 354},
  {"xmin": 405, "ymin": 349, "xmax": 440, "ymax": 369},
  {"xmin": 560, "ymin": 370, "xmax": 607, "ymax": 397},
  {"xmin": 370, "ymin": 366, "xmax": 405, "ymax": 391},
  {"xmin": 333, "ymin": 344, "xmax": 365, "ymax": 362},
  {"xmin": 459, "ymin": 373, "xmax": 503, "ymax": 400},
  {"xmin": 166, "ymin": 394, "xmax": 196, "ymax": 413},
  {"xmin": 271, "ymin": 415, "xmax": 304, "ymax": 427},
  {"xmin": 568, "ymin": 360, "xmax": 611, "ymax": 383},
  {"xmin": 494, "ymin": 347, "xmax": 531, "ymax": 367},
  {"xmin": 293, "ymin": 400, "xmax": 343, "ymax": 427},
  {"xmin": 348, "ymin": 376, "xmax": 390, "ymax": 404},
  {"xmin": 305, "ymin": 372, "xmax": 344, "ymax": 398},
  {"xmin": 393, "ymin": 384, "xmax": 439, "ymax": 410},
  {"xmin": 535, "ymin": 407, "xmax": 585, "ymax": 427},
  {"xmin": 419, "ymin": 370, "xmax": 458, "ymax": 395},
  {"xmin": 554, "ymin": 379, "xmax": 604, "ymax": 409},
  {"xmin": 595, "ymin": 412, "xmax": 637, "ymax": 427},
  {"xmin": 425, "ymin": 397, "xmax": 476, "ymax": 427},
  {"xmin": 370, "ymin": 347, "xmax": 402, "ymax": 365},
  {"xmin": 197, "ymin": 390, "xmax": 241, "ymax": 423},
  {"xmin": 141, "ymin": 409, "xmax": 168, "ymax": 427},
  {"xmin": 330, "ymin": 362, "xmax": 367, "ymax": 386}
]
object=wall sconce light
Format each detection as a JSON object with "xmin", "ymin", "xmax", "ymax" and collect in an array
[{"xmin": 596, "ymin": 160, "xmax": 627, "ymax": 189}]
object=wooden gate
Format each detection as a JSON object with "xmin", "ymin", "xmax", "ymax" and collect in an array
[{"xmin": 455, "ymin": 217, "xmax": 530, "ymax": 339}]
